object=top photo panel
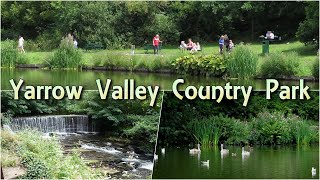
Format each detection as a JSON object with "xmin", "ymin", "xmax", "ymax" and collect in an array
[{"xmin": 1, "ymin": 1, "xmax": 319, "ymax": 90}]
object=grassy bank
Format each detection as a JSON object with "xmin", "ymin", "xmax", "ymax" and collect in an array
[
  {"xmin": 2, "ymin": 41, "xmax": 318, "ymax": 77},
  {"xmin": 0, "ymin": 129, "xmax": 99, "ymax": 179}
]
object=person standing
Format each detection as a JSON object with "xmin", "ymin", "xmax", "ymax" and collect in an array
[
  {"xmin": 219, "ymin": 35, "xmax": 224, "ymax": 54},
  {"xmin": 153, "ymin": 34, "xmax": 161, "ymax": 54},
  {"xmin": 18, "ymin": 35, "xmax": 25, "ymax": 53},
  {"xmin": 73, "ymin": 39, "xmax": 78, "ymax": 48}
]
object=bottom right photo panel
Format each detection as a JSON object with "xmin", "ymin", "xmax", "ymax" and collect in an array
[{"xmin": 153, "ymin": 91, "xmax": 319, "ymax": 179}]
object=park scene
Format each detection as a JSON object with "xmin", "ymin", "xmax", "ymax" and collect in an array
[
  {"xmin": 1, "ymin": 1, "xmax": 319, "ymax": 90},
  {"xmin": 1, "ymin": 91, "xmax": 162, "ymax": 179},
  {"xmin": 153, "ymin": 91, "xmax": 319, "ymax": 179}
]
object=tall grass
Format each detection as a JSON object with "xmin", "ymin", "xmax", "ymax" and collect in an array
[
  {"xmin": 49, "ymin": 36, "xmax": 82, "ymax": 69},
  {"xmin": 0, "ymin": 129, "xmax": 98, "ymax": 179},
  {"xmin": 259, "ymin": 52, "xmax": 300, "ymax": 78},
  {"xmin": 312, "ymin": 57, "xmax": 319, "ymax": 78},
  {"xmin": 1, "ymin": 40, "xmax": 26, "ymax": 67},
  {"xmin": 226, "ymin": 44, "xmax": 258, "ymax": 79}
]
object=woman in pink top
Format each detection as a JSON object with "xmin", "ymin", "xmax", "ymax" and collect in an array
[{"xmin": 153, "ymin": 34, "xmax": 161, "ymax": 54}]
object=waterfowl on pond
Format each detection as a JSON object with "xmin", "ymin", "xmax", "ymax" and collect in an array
[
  {"xmin": 154, "ymin": 154, "xmax": 158, "ymax": 160},
  {"xmin": 161, "ymin": 148, "xmax": 165, "ymax": 154},
  {"xmin": 242, "ymin": 147, "xmax": 250, "ymax": 156},
  {"xmin": 232, "ymin": 153, "xmax": 237, "ymax": 157},
  {"xmin": 220, "ymin": 144, "xmax": 229, "ymax": 155},
  {"xmin": 189, "ymin": 144, "xmax": 201, "ymax": 154},
  {"xmin": 311, "ymin": 167, "xmax": 316, "ymax": 176},
  {"xmin": 201, "ymin": 160, "xmax": 209, "ymax": 166}
]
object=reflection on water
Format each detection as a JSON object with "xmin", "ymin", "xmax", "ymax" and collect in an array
[
  {"xmin": 1, "ymin": 68, "xmax": 319, "ymax": 90},
  {"xmin": 152, "ymin": 146, "xmax": 319, "ymax": 179}
]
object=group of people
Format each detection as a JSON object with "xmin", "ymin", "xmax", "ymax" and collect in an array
[
  {"xmin": 179, "ymin": 38, "xmax": 201, "ymax": 53},
  {"xmin": 218, "ymin": 34, "xmax": 234, "ymax": 54}
]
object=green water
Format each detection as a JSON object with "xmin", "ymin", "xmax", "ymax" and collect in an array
[
  {"xmin": 152, "ymin": 146, "xmax": 319, "ymax": 179},
  {"xmin": 1, "ymin": 68, "xmax": 319, "ymax": 90}
]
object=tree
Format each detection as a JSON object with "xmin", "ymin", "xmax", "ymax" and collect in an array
[{"xmin": 296, "ymin": 1, "xmax": 319, "ymax": 46}]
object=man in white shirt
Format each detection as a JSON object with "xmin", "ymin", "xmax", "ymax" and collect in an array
[{"xmin": 18, "ymin": 36, "xmax": 25, "ymax": 53}]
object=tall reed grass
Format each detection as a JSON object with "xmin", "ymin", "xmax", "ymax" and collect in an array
[
  {"xmin": 226, "ymin": 44, "xmax": 258, "ymax": 79},
  {"xmin": 312, "ymin": 57, "xmax": 319, "ymax": 78},
  {"xmin": 1, "ymin": 40, "xmax": 26, "ymax": 67},
  {"xmin": 259, "ymin": 52, "xmax": 300, "ymax": 78},
  {"xmin": 49, "ymin": 36, "xmax": 82, "ymax": 69}
]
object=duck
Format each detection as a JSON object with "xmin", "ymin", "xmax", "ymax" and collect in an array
[
  {"xmin": 311, "ymin": 167, "xmax": 316, "ymax": 176},
  {"xmin": 232, "ymin": 153, "xmax": 237, "ymax": 157},
  {"xmin": 161, "ymin": 148, "xmax": 165, "ymax": 154},
  {"xmin": 242, "ymin": 147, "xmax": 250, "ymax": 156},
  {"xmin": 220, "ymin": 144, "xmax": 229, "ymax": 155},
  {"xmin": 189, "ymin": 144, "xmax": 201, "ymax": 154},
  {"xmin": 201, "ymin": 160, "xmax": 209, "ymax": 166},
  {"xmin": 154, "ymin": 154, "xmax": 158, "ymax": 160}
]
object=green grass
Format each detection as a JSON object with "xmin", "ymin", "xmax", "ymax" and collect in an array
[{"xmin": 2, "ymin": 41, "xmax": 317, "ymax": 76}]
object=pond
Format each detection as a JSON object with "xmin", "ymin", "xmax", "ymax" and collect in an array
[
  {"xmin": 152, "ymin": 146, "xmax": 319, "ymax": 179},
  {"xmin": 1, "ymin": 68, "xmax": 319, "ymax": 90}
]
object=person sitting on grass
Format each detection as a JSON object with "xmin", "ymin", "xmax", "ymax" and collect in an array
[
  {"xmin": 180, "ymin": 41, "xmax": 188, "ymax": 51},
  {"xmin": 187, "ymin": 38, "xmax": 195, "ymax": 50},
  {"xmin": 219, "ymin": 35, "xmax": 224, "ymax": 54},
  {"xmin": 196, "ymin": 42, "xmax": 201, "ymax": 51},
  {"xmin": 153, "ymin": 34, "xmax": 162, "ymax": 54}
]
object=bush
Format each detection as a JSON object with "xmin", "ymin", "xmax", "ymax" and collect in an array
[
  {"xmin": 172, "ymin": 54, "xmax": 226, "ymax": 76},
  {"xmin": 1, "ymin": 40, "xmax": 26, "ymax": 67},
  {"xmin": 312, "ymin": 57, "xmax": 319, "ymax": 78},
  {"xmin": 259, "ymin": 52, "xmax": 300, "ymax": 78},
  {"xmin": 49, "ymin": 35, "xmax": 82, "ymax": 69},
  {"xmin": 226, "ymin": 44, "xmax": 258, "ymax": 79}
]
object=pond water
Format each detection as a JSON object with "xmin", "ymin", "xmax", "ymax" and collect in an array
[
  {"xmin": 2, "ymin": 68, "xmax": 319, "ymax": 90},
  {"xmin": 152, "ymin": 146, "xmax": 319, "ymax": 179}
]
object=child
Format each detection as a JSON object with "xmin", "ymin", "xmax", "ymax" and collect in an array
[{"xmin": 219, "ymin": 35, "xmax": 224, "ymax": 54}]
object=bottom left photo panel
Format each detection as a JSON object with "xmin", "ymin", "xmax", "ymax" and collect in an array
[{"xmin": 1, "ymin": 91, "xmax": 162, "ymax": 179}]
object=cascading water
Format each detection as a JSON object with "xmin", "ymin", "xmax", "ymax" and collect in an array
[{"xmin": 10, "ymin": 115, "xmax": 94, "ymax": 133}]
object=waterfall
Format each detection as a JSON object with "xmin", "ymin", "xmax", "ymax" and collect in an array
[{"xmin": 10, "ymin": 115, "xmax": 94, "ymax": 133}]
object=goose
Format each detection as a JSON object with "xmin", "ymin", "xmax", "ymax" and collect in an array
[
  {"xmin": 242, "ymin": 147, "xmax": 250, "ymax": 156},
  {"xmin": 189, "ymin": 144, "xmax": 201, "ymax": 154},
  {"xmin": 154, "ymin": 154, "xmax": 158, "ymax": 160},
  {"xmin": 220, "ymin": 144, "xmax": 229, "ymax": 155},
  {"xmin": 311, "ymin": 167, "xmax": 316, "ymax": 176},
  {"xmin": 232, "ymin": 153, "xmax": 237, "ymax": 157},
  {"xmin": 161, "ymin": 148, "xmax": 165, "ymax": 154},
  {"xmin": 201, "ymin": 160, "xmax": 209, "ymax": 166}
]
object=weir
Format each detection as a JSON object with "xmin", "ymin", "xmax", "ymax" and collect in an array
[{"xmin": 10, "ymin": 115, "xmax": 94, "ymax": 133}]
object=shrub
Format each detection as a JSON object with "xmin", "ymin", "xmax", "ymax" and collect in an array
[
  {"xmin": 259, "ymin": 52, "xmax": 300, "ymax": 78},
  {"xmin": 172, "ymin": 54, "xmax": 226, "ymax": 76},
  {"xmin": 226, "ymin": 44, "xmax": 258, "ymax": 79},
  {"xmin": 49, "ymin": 35, "xmax": 82, "ymax": 69},
  {"xmin": 312, "ymin": 57, "xmax": 319, "ymax": 78},
  {"xmin": 1, "ymin": 40, "xmax": 26, "ymax": 67}
]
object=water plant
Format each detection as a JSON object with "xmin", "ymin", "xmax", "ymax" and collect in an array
[
  {"xmin": 226, "ymin": 44, "xmax": 258, "ymax": 79},
  {"xmin": 259, "ymin": 52, "xmax": 300, "ymax": 78},
  {"xmin": 49, "ymin": 36, "xmax": 83, "ymax": 69},
  {"xmin": 1, "ymin": 40, "xmax": 26, "ymax": 67}
]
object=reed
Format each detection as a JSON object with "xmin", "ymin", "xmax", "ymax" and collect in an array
[{"xmin": 226, "ymin": 44, "xmax": 258, "ymax": 79}]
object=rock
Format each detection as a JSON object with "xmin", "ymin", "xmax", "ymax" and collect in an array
[{"xmin": 3, "ymin": 167, "xmax": 26, "ymax": 179}]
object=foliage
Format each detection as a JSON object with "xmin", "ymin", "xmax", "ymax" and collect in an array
[
  {"xmin": 226, "ymin": 44, "xmax": 258, "ymax": 79},
  {"xmin": 1, "ymin": 40, "xmax": 26, "ymax": 67},
  {"xmin": 173, "ymin": 54, "xmax": 226, "ymax": 76},
  {"xmin": 296, "ymin": 2, "xmax": 319, "ymax": 46},
  {"xmin": 49, "ymin": 35, "xmax": 82, "ymax": 69},
  {"xmin": 312, "ymin": 57, "xmax": 319, "ymax": 78},
  {"xmin": 1, "ymin": 129, "xmax": 98, "ymax": 179},
  {"xmin": 259, "ymin": 52, "xmax": 300, "ymax": 78},
  {"xmin": 1, "ymin": 1, "xmax": 307, "ymax": 49}
]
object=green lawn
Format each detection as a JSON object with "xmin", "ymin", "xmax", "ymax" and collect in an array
[{"xmin": 19, "ymin": 41, "xmax": 317, "ymax": 76}]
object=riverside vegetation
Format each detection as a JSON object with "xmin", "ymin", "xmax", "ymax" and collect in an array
[
  {"xmin": 1, "ymin": 91, "xmax": 162, "ymax": 178},
  {"xmin": 1, "ymin": 40, "xmax": 318, "ymax": 79},
  {"xmin": 157, "ymin": 91, "xmax": 319, "ymax": 147}
]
